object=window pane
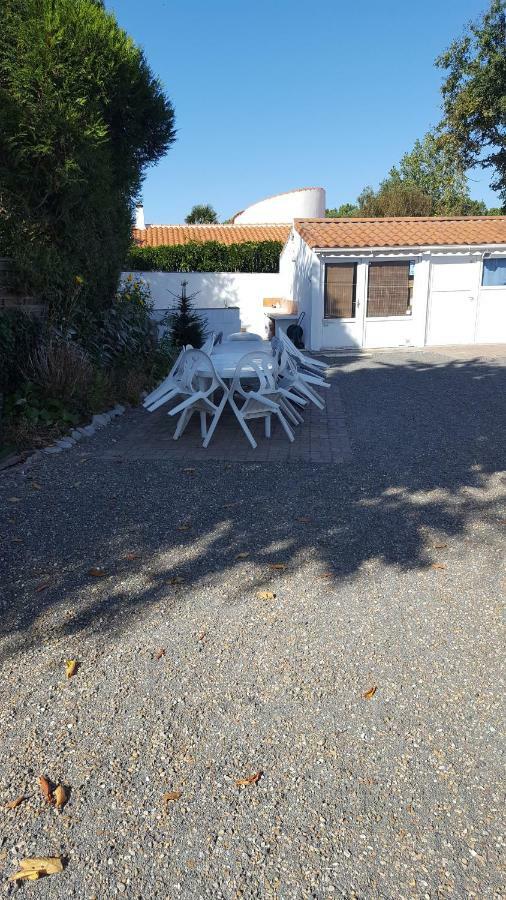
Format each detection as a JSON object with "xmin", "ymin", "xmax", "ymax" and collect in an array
[
  {"xmin": 482, "ymin": 258, "xmax": 506, "ymax": 286},
  {"xmin": 367, "ymin": 262, "xmax": 411, "ymax": 317},
  {"xmin": 324, "ymin": 264, "xmax": 356, "ymax": 318}
]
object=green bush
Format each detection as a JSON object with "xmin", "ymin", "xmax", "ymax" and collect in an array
[
  {"xmin": 0, "ymin": 0, "xmax": 175, "ymax": 320},
  {"xmin": 125, "ymin": 240, "xmax": 284, "ymax": 273},
  {"xmin": 0, "ymin": 309, "xmax": 41, "ymax": 394}
]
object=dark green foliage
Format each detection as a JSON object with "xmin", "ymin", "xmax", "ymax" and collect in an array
[
  {"xmin": 326, "ymin": 204, "xmax": 359, "ymax": 218},
  {"xmin": 185, "ymin": 204, "xmax": 218, "ymax": 224},
  {"xmin": 165, "ymin": 281, "xmax": 205, "ymax": 349},
  {"xmin": 436, "ymin": 0, "xmax": 506, "ymax": 201},
  {"xmin": 5, "ymin": 383, "xmax": 79, "ymax": 427},
  {"xmin": 83, "ymin": 277, "xmax": 156, "ymax": 367},
  {"xmin": 0, "ymin": 310, "xmax": 40, "ymax": 394},
  {"xmin": 126, "ymin": 241, "xmax": 284, "ymax": 273},
  {"xmin": 0, "ymin": 0, "xmax": 175, "ymax": 318}
]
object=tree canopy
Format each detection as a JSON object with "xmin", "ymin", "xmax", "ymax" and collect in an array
[
  {"xmin": 436, "ymin": 0, "xmax": 506, "ymax": 202},
  {"xmin": 185, "ymin": 204, "xmax": 218, "ymax": 224},
  {"xmin": 0, "ymin": 0, "xmax": 176, "ymax": 318}
]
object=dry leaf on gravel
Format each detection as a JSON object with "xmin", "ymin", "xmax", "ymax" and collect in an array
[
  {"xmin": 363, "ymin": 686, "xmax": 377, "ymax": 700},
  {"xmin": 12, "ymin": 537, "xmax": 23, "ymax": 543},
  {"xmin": 235, "ymin": 552, "xmax": 249, "ymax": 560},
  {"xmin": 168, "ymin": 576, "xmax": 185, "ymax": 585},
  {"xmin": 431, "ymin": 563, "xmax": 447, "ymax": 571},
  {"xmin": 320, "ymin": 571, "xmax": 335, "ymax": 579},
  {"xmin": 5, "ymin": 797, "xmax": 26, "ymax": 810},
  {"xmin": 183, "ymin": 467, "xmax": 195, "ymax": 475},
  {"xmin": 9, "ymin": 857, "xmax": 63, "ymax": 881},
  {"xmin": 53, "ymin": 785, "xmax": 67, "ymax": 810},
  {"xmin": 197, "ymin": 630, "xmax": 207, "ymax": 641},
  {"xmin": 35, "ymin": 580, "xmax": 52, "ymax": 593},
  {"xmin": 31, "ymin": 482, "xmax": 42, "ymax": 491},
  {"xmin": 177, "ymin": 521, "xmax": 192, "ymax": 531},
  {"xmin": 125, "ymin": 552, "xmax": 141, "ymax": 561},
  {"xmin": 8, "ymin": 497, "xmax": 21, "ymax": 503},
  {"xmin": 155, "ymin": 648, "xmax": 166, "ymax": 660},
  {"xmin": 268, "ymin": 563, "xmax": 287, "ymax": 571},
  {"xmin": 163, "ymin": 790, "xmax": 182, "ymax": 803},
  {"xmin": 296, "ymin": 516, "xmax": 312, "ymax": 524},
  {"xmin": 433, "ymin": 543, "xmax": 448, "ymax": 550},
  {"xmin": 236, "ymin": 771, "xmax": 262, "ymax": 787},
  {"xmin": 65, "ymin": 659, "xmax": 78, "ymax": 679},
  {"xmin": 257, "ymin": 590, "xmax": 276, "ymax": 600},
  {"xmin": 88, "ymin": 566, "xmax": 106, "ymax": 577},
  {"xmin": 39, "ymin": 776, "xmax": 54, "ymax": 804}
]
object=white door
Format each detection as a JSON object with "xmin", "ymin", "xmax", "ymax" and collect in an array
[
  {"xmin": 320, "ymin": 262, "xmax": 366, "ymax": 348},
  {"xmin": 426, "ymin": 258, "xmax": 479, "ymax": 345},
  {"xmin": 476, "ymin": 257, "xmax": 506, "ymax": 343}
]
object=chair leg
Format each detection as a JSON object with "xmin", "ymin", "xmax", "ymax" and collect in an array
[
  {"xmin": 200, "ymin": 411, "xmax": 207, "ymax": 439},
  {"xmin": 202, "ymin": 394, "xmax": 228, "ymax": 448},
  {"xmin": 265, "ymin": 414, "xmax": 271, "ymax": 438},
  {"xmin": 276, "ymin": 409, "xmax": 295, "ymax": 442},
  {"xmin": 281, "ymin": 399, "xmax": 304, "ymax": 425},
  {"xmin": 173, "ymin": 407, "xmax": 193, "ymax": 440},
  {"xmin": 279, "ymin": 398, "xmax": 301, "ymax": 426}
]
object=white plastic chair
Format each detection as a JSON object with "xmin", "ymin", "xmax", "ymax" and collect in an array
[
  {"xmin": 273, "ymin": 341, "xmax": 330, "ymax": 411},
  {"xmin": 279, "ymin": 331, "xmax": 329, "ymax": 374},
  {"xmin": 143, "ymin": 347, "xmax": 186, "ymax": 411},
  {"xmin": 200, "ymin": 333, "xmax": 215, "ymax": 354},
  {"xmin": 227, "ymin": 332, "xmax": 263, "ymax": 342},
  {"xmin": 226, "ymin": 351, "xmax": 304, "ymax": 449},
  {"xmin": 166, "ymin": 349, "xmax": 229, "ymax": 444}
]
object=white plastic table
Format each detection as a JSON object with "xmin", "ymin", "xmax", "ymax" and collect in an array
[{"xmin": 209, "ymin": 340, "xmax": 272, "ymax": 379}]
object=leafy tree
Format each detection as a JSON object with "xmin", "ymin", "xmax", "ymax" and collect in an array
[
  {"xmin": 165, "ymin": 280, "xmax": 206, "ymax": 348},
  {"xmin": 357, "ymin": 180, "xmax": 434, "ymax": 217},
  {"xmin": 326, "ymin": 203, "xmax": 359, "ymax": 217},
  {"xmin": 392, "ymin": 132, "xmax": 478, "ymax": 215},
  {"xmin": 436, "ymin": 0, "xmax": 506, "ymax": 201},
  {"xmin": 185, "ymin": 204, "xmax": 218, "ymax": 224},
  {"xmin": 0, "ymin": 0, "xmax": 175, "ymax": 320}
]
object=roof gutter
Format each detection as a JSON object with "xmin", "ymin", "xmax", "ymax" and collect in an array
[{"xmin": 313, "ymin": 244, "xmax": 506, "ymax": 254}]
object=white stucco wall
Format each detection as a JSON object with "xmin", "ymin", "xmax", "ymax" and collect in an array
[
  {"xmin": 234, "ymin": 188, "xmax": 325, "ymax": 224},
  {"xmin": 122, "ymin": 271, "xmax": 286, "ymax": 338}
]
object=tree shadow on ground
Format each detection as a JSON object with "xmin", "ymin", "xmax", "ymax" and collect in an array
[{"xmin": 1, "ymin": 354, "xmax": 505, "ymax": 660}]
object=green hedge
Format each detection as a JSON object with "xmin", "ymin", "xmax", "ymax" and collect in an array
[{"xmin": 125, "ymin": 240, "xmax": 283, "ymax": 274}]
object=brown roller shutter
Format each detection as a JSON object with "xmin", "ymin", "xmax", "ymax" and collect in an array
[
  {"xmin": 324, "ymin": 264, "xmax": 357, "ymax": 318},
  {"xmin": 367, "ymin": 262, "xmax": 410, "ymax": 317}
]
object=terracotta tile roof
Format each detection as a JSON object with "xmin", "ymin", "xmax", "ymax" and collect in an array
[
  {"xmin": 132, "ymin": 224, "xmax": 291, "ymax": 247},
  {"xmin": 294, "ymin": 216, "xmax": 506, "ymax": 249}
]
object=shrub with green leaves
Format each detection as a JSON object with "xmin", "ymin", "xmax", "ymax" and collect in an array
[
  {"xmin": 126, "ymin": 241, "xmax": 284, "ymax": 274},
  {"xmin": 0, "ymin": 0, "xmax": 175, "ymax": 320}
]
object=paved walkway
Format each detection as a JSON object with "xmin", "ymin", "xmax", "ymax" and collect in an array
[{"xmin": 0, "ymin": 345, "xmax": 504, "ymax": 898}]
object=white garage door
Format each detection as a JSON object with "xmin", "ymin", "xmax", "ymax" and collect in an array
[{"xmin": 427, "ymin": 258, "xmax": 479, "ymax": 345}]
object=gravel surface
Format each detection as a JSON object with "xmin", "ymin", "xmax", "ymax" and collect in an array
[{"xmin": 0, "ymin": 348, "xmax": 505, "ymax": 898}]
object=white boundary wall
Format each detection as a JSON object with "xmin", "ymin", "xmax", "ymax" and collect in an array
[{"xmin": 121, "ymin": 271, "xmax": 286, "ymax": 338}]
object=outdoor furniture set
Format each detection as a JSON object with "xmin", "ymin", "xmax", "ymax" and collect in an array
[{"xmin": 143, "ymin": 331, "xmax": 330, "ymax": 450}]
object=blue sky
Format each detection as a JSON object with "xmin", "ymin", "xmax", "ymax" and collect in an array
[{"xmin": 106, "ymin": 0, "xmax": 499, "ymax": 223}]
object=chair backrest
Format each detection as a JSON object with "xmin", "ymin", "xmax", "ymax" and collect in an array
[
  {"xmin": 228, "ymin": 332, "xmax": 263, "ymax": 342},
  {"xmin": 200, "ymin": 333, "xmax": 215, "ymax": 354},
  {"xmin": 230, "ymin": 351, "xmax": 278, "ymax": 398},
  {"xmin": 279, "ymin": 329, "xmax": 304, "ymax": 360},
  {"xmin": 176, "ymin": 348, "xmax": 226, "ymax": 394}
]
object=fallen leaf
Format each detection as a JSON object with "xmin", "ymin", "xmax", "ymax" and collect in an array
[
  {"xmin": 8, "ymin": 497, "xmax": 21, "ymax": 503},
  {"xmin": 197, "ymin": 630, "xmax": 207, "ymax": 641},
  {"xmin": 163, "ymin": 790, "xmax": 182, "ymax": 803},
  {"xmin": 296, "ymin": 516, "xmax": 312, "ymax": 524},
  {"xmin": 9, "ymin": 857, "xmax": 63, "ymax": 881},
  {"xmin": 12, "ymin": 537, "xmax": 23, "ymax": 544},
  {"xmin": 155, "ymin": 648, "xmax": 166, "ymax": 660},
  {"xmin": 257, "ymin": 590, "xmax": 276, "ymax": 600},
  {"xmin": 268, "ymin": 563, "xmax": 287, "ymax": 571},
  {"xmin": 433, "ymin": 542, "xmax": 448, "ymax": 550},
  {"xmin": 35, "ymin": 580, "xmax": 52, "ymax": 593},
  {"xmin": 125, "ymin": 552, "xmax": 141, "ymax": 561},
  {"xmin": 431, "ymin": 563, "xmax": 447, "ymax": 571},
  {"xmin": 235, "ymin": 552, "xmax": 249, "ymax": 560},
  {"xmin": 177, "ymin": 521, "xmax": 192, "ymax": 532},
  {"xmin": 31, "ymin": 482, "xmax": 42, "ymax": 491},
  {"xmin": 320, "ymin": 571, "xmax": 335, "ymax": 579},
  {"xmin": 183, "ymin": 467, "xmax": 195, "ymax": 475},
  {"xmin": 65, "ymin": 659, "xmax": 78, "ymax": 679},
  {"xmin": 363, "ymin": 686, "xmax": 377, "ymax": 700},
  {"xmin": 169, "ymin": 576, "xmax": 185, "ymax": 585},
  {"xmin": 39, "ymin": 775, "xmax": 54, "ymax": 804},
  {"xmin": 5, "ymin": 796, "xmax": 25, "ymax": 810},
  {"xmin": 53, "ymin": 785, "xmax": 67, "ymax": 810},
  {"xmin": 498, "ymin": 519, "xmax": 506, "ymax": 525},
  {"xmin": 88, "ymin": 566, "xmax": 106, "ymax": 577},
  {"xmin": 236, "ymin": 771, "xmax": 262, "ymax": 787}
]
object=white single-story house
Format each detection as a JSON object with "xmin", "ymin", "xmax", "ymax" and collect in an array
[{"xmin": 128, "ymin": 187, "xmax": 506, "ymax": 350}]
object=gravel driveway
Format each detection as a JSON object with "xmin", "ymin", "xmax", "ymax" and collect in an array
[{"xmin": 1, "ymin": 347, "xmax": 505, "ymax": 898}]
